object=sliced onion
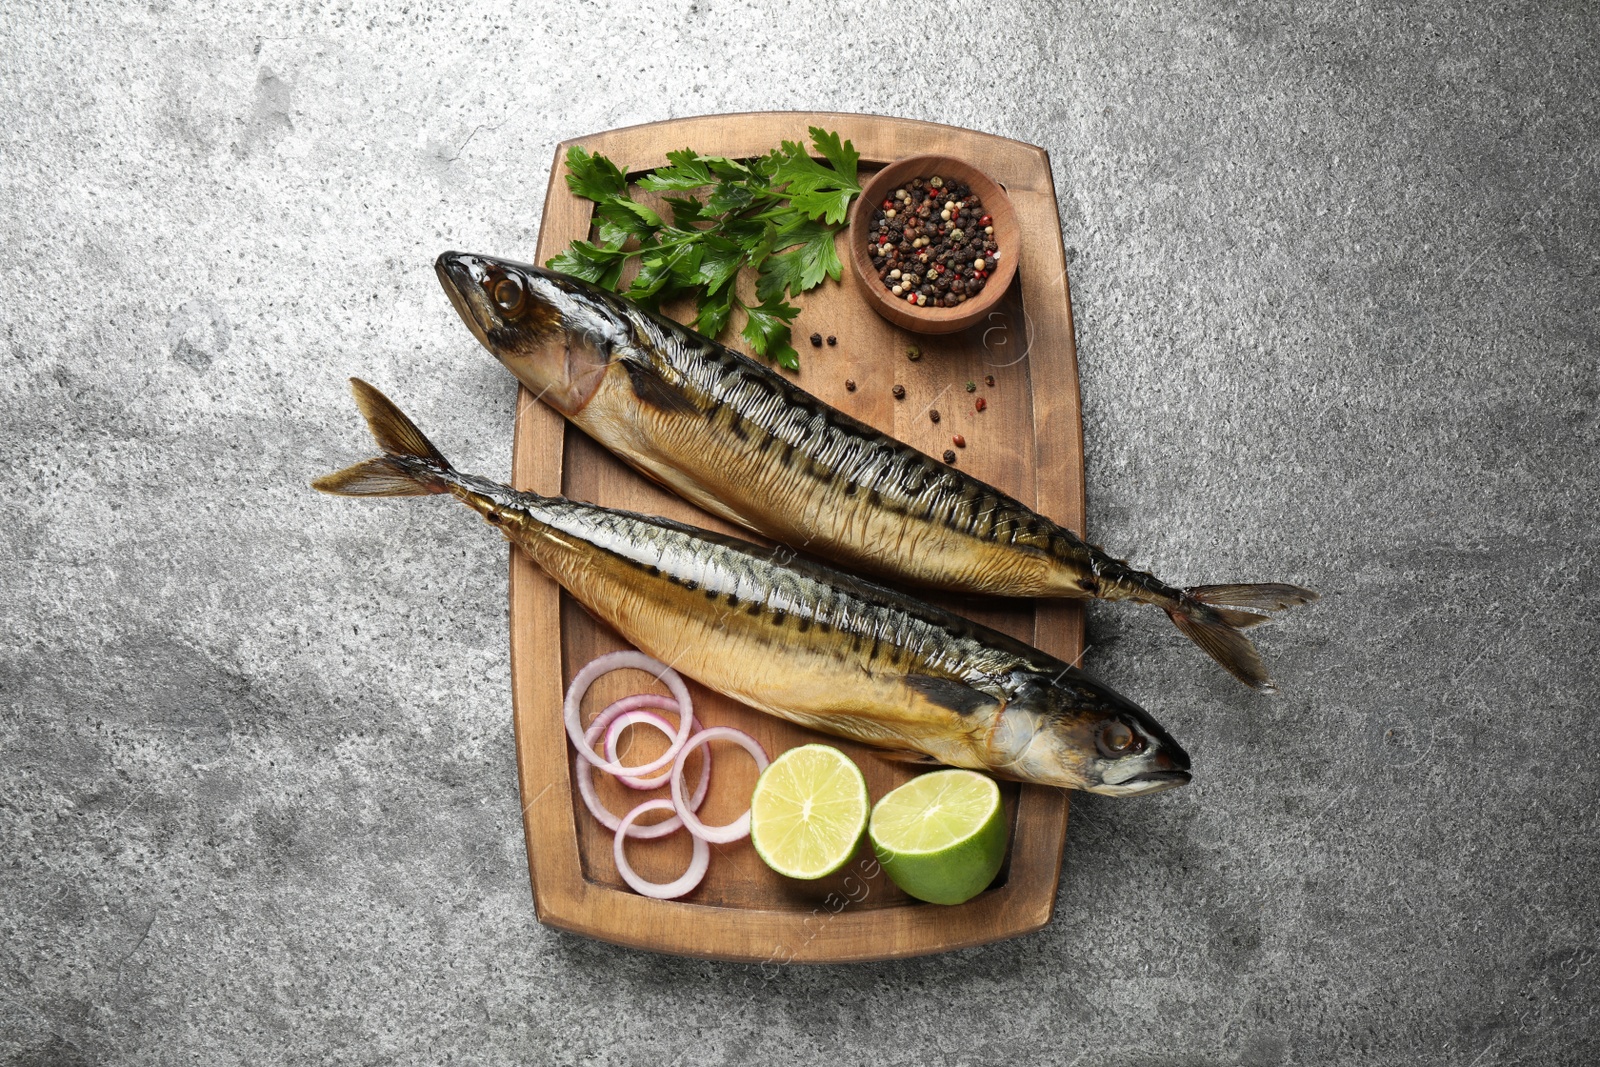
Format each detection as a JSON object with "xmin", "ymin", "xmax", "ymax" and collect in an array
[
  {"xmin": 574, "ymin": 696, "xmax": 709, "ymax": 839},
  {"xmin": 670, "ymin": 726, "xmax": 769, "ymax": 844},
  {"xmin": 604, "ymin": 706, "xmax": 712, "ymax": 791},
  {"xmin": 613, "ymin": 799, "xmax": 710, "ymax": 899},
  {"xmin": 564, "ymin": 651, "xmax": 693, "ymax": 776}
]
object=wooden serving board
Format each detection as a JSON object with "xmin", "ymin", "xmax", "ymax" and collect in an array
[{"xmin": 509, "ymin": 112, "xmax": 1084, "ymax": 963}]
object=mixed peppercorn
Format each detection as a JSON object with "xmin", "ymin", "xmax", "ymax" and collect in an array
[{"xmin": 866, "ymin": 176, "xmax": 1000, "ymax": 308}]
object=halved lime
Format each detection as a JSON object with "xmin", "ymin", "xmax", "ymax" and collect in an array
[
  {"xmin": 749, "ymin": 744, "xmax": 869, "ymax": 880},
  {"xmin": 869, "ymin": 769, "xmax": 1007, "ymax": 905}
]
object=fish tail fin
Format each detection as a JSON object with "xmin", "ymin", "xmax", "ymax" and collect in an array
[
  {"xmin": 311, "ymin": 379, "xmax": 455, "ymax": 497},
  {"xmin": 1165, "ymin": 583, "xmax": 1318, "ymax": 692}
]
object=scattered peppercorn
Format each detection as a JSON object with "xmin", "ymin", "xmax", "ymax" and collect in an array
[
  {"xmin": 974, "ymin": 397, "xmax": 987, "ymax": 412},
  {"xmin": 845, "ymin": 379, "xmax": 856, "ymax": 392},
  {"xmin": 867, "ymin": 176, "xmax": 1001, "ymax": 308},
  {"xmin": 965, "ymin": 381, "xmax": 976, "ymax": 393},
  {"xmin": 906, "ymin": 345, "xmax": 922, "ymax": 362},
  {"xmin": 826, "ymin": 335, "xmax": 837, "ymax": 346},
  {"xmin": 942, "ymin": 449, "xmax": 957, "ymax": 464},
  {"xmin": 929, "ymin": 409, "xmax": 941, "ymax": 423},
  {"xmin": 952, "ymin": 434, "xmax": 966, "ymax": 448},
  {"xmin": 892, "ymin": 384, "xmax": 905, "ymax": 399},
  {"xmin": 985, "ymin": 375, "xmax": 995, "ymax": 387},
  {"xmin": 809, "ymin": 333, "xmax": 823, "ymax": 347}
]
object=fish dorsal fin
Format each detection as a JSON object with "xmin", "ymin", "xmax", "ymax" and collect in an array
[
  {"xmin": 620, "ymin": 357, "xmax": 699, "ymax": 417},
  {"xmin": 903, "ymin": 675, "xmax": 1003, "ymax": 717}
]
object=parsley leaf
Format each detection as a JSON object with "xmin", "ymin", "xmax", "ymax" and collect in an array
[
  {"xmin": 662, "ymin": 195, "xmax": 705, "ymax": 225},
  {"xmin": 785, "ymin": 219, "xmax": 844, "ymax": 291},
  {"xmin": 695, "ymin": 235, "xmax": 745, "ymax": 295},
  {"xmin": 786, "ymin": 186, "xmax": 857, "ymax": 226},
  {"xmin": 626, "ymin": 241, "xmax": 703, "ymax": 307},
  {"xmin": 594, "ymin": 198, "xmax": 659, "ymax": 246},
  {"xmin": 563, "ymin": 146, "xmax": 629, "ymax": 202},
  {"xmin": 694, "ymin": 282, "xmax": 736, "ymax": 337},
  {"xmin": 741, "ymin": 297, "xmax": 801, "ymax": 371},
  {"xmin": 547, "ymin": 240, "xmax": 627, "ymax": 288},
  {"xmin": 770, "ymin": 141, "xmax": 840, "ymax": 194},
  {"xmin": 770, "ymin": 132, "xmax": 862, "ymax": 224},
  {"xmin": 637, "ymin": 148, "xmax": 715, "ymax": 191},
  {"xmin": 807, "ymin": 126, "xmax": 860, "ymax": 186},
  {"xmin": 704, "ymin": 181, "xmax": 756, "ymax": 216},
  {"xmin": 755, "ymin": 248, "xmax": 806, "ymax": 305}
]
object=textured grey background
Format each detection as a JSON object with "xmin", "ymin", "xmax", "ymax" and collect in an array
[{"xmin": 3, "ymin": 1, "xmax": 1596, "ymax": 1064}]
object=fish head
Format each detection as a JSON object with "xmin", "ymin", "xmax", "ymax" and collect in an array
[
  {"xmin": 435, "ymin": 251, "xmax": 624, "ymax": 415},
  {"xmin": 985, "ymin": 679, "xmax": 1192, "ymax": 796}
]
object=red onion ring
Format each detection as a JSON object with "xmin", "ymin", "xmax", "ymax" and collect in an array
[
  {"xmin": 670, "ymin": 726, "xmax": 769, "ymax": 844},
  {"xmin": 574, "ymin": 696, "xmax": 710, "ymax": 839},
  {"xmin": 613, "ymin": 799, "xmax": 710, "ymax": 899},
  {"xmin": 604, "ymin": 707, "xmax": 711, "ymax": 790},
  {"xmin": 564, "ymin": 651, "xmax": 693, "ymax": 776}
]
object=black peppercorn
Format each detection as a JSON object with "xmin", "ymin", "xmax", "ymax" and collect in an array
[
  {"xmin": 929, "ymin": 409, "xmax": 941, "ymax": 423},
  {"xmin": 826, "ymin": 336, "xmax": 837, "ymax": 346},
  {"xmin": 892, "ymin": 384, "xmax": 905, "ymax": 399},
  {"xmin": 943, "ymin": 449, "xmax": 956, "ymax": 464},
  {"xmin": 809, "ymin": 333, "xmax": 822, "ymax": 347},
  {"xmin": 845, "ymin": 379, "xmax": 856, "ymax": 392}
]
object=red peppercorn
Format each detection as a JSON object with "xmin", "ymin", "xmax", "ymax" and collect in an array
[
  {"xmin": 883, "ymin": 199, "xmax": 894, "ymax": 209},
  {"xmin": 975, "ymin": 397, "xmax": 987, "ymax": 412},
  {"xmin": 979, "ymin": 215, "xmax": 992, "ymax": 226},
  {"xmin": 952, "ymin": 434, "xmax": 966, "ymax": 448}
]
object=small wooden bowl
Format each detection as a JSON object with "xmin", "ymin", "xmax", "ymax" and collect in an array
[{"xmin": 847, "ymin": 154, "xmax": 1021, "ymax": 335}]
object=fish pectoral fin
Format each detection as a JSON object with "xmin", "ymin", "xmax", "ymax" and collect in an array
[
  {"xmin": 620, "ymin": 357, "xmax": 700, "ymax": 417},
  {"xmin": 902, "ymin": 675, "xmax": 1003, "ymax": 717},
  {"xmin": 872, "ymin": 749, "xmax": 945, "ymax": 766}
]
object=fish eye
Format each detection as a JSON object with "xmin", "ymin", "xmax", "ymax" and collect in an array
[
  {"xmin": 492, "ymin": 276, "xmax": 525, "ymax": 314},
  {"xmin": 1098, "ymin": 719, "xmax": 1140, "ymax": 757}
]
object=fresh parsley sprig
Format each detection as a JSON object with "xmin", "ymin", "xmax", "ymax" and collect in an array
[{"xmin": 546, "ymin": 127, "xmax": 862, "ymax": 371}]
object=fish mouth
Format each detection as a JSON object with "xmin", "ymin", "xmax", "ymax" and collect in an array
[
  {"xmin": 1121, "ymin": 768, "xmax": 1193, "ymax": 794},
  {"xmin": 1094, "ymin": 740, "xmax": 1192, "ymax": 796},
  {"xmin": 1089, "ymin": 767, "xmax": 1193, "ymax": 797},
  {"xmin": 435, "ymin": 251, "xmax": 498, "ymax": 350}
]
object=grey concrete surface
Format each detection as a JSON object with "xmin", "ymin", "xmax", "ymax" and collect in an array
[{"xmin": 2, "ymin": 1, "xmax": 1596, "ymax": 1064}]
